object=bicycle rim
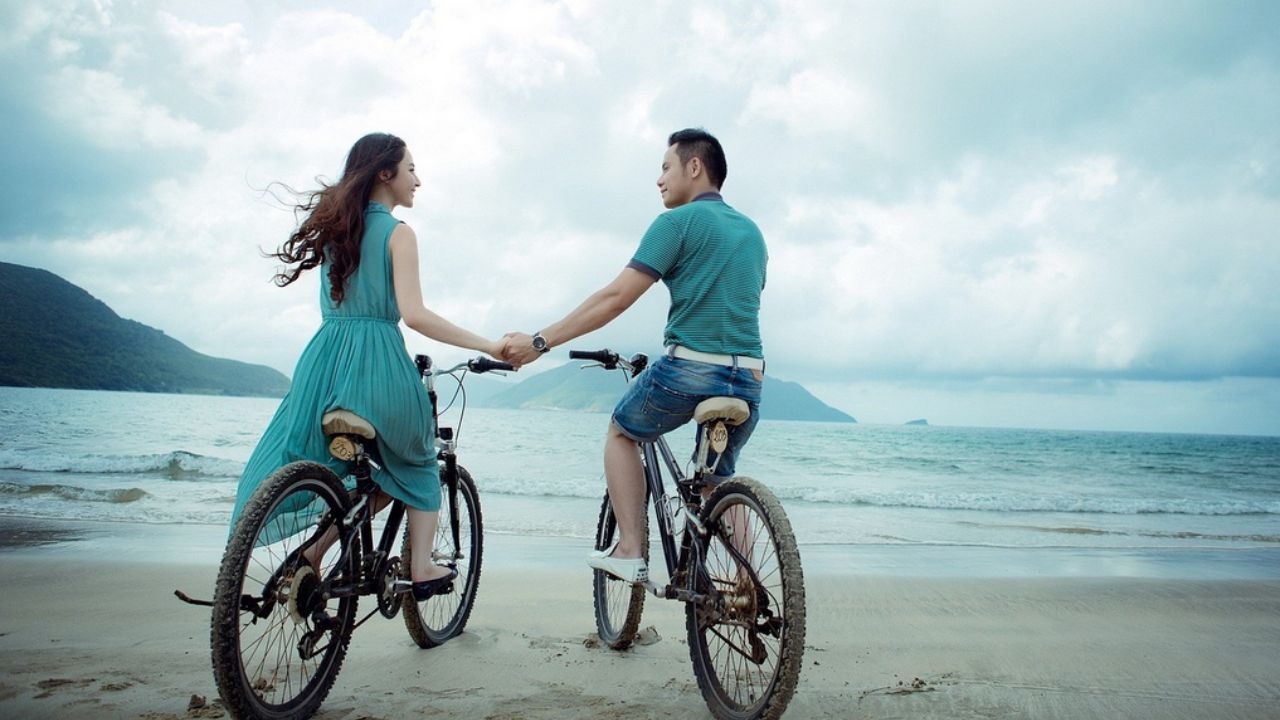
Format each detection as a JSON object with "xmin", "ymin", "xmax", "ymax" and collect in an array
[
  {"xmin": 403, "ymin": 465, "xmax": 483, "ymax": 647},
  {"xmin": 212, "ymin": 462, "xmax": 359, "ymax": 720},
  {"xmin": 687, "ymin": 477, "xmax": 805, "ymax": 720},
  {"xmin": 591, "ymin": 493, "xmax": 647, "ymax": 650}
]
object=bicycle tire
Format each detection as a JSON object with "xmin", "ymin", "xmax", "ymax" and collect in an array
[
  {"xmin": 686, "ymin": 477, "xmax": 805, "ymax": 720},
  {"xmin": 591, "ymin": 493, "xmax": 648, "ymax": 650},
  {"xmin": 212, "ymin": 461, "xmax": 361, "ymax": 720},
  {"xmin": 402, "ymin": 464, "xmax": 483, "ymax": 647}
]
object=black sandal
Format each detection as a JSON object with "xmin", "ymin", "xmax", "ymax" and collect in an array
[{"xmin": 411, "ymin": 566, "xmax": 458, "ymax": 601}]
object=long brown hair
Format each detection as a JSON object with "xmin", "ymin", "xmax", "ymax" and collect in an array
[{"xmin": 271, "ymin": 133, "xmax": 406, "ymax": 304}]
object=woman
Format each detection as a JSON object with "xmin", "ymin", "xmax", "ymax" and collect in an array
[{"xmin": 230, "ymin": 132, "xmax": 500, "ymax": 599}]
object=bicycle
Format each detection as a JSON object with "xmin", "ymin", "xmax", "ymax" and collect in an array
[
  {"xmin": 573, "ymin": 348, "xmax": 806, "ymax": 720},
  {"xmin": 209, "ymin": 354, "xmax": 512, "ymax": 720}
]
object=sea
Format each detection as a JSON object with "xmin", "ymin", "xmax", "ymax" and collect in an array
[{"xmin": 2, "ymin": 385, "xmax": 1278, "ymax": 579}]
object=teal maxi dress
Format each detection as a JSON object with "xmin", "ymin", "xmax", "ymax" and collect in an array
[{"xmin": 230, "ymin": 202, "xmax": 440, "ymax": 539}]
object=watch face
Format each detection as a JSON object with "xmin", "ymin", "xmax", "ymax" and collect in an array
[{"xmin": 532, "ymin": 334, "xmax": 548, "ymax": 351}]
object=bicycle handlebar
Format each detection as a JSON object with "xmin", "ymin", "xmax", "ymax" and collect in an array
[
  {"xmin": 570, "ymin": 349, "xmax": 649, "ymax": 377},
  {"xmin": 469, "ymin": 357, "xmax": 515, "ymax": 374},
  {"xmin": 568, "ymin": 349, "xmax": 619, "ymax": 365},
  {"xmin": 415, "ymin": 354, "xmax": 515, "ymax": 377}
]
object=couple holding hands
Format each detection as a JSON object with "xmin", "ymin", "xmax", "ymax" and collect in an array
[{"xmin": 230, "ymin": 128, "xmax": 766, "ymax": 598}]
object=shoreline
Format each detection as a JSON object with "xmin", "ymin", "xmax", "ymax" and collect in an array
[{"xmin": 3, "ymin": 514, "xmax": 1278, "ymax": 581}]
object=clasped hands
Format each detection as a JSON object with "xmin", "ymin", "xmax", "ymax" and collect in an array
[{"xmin": 494, "ymin": 332, "xmax": 543, "ymax": 369}]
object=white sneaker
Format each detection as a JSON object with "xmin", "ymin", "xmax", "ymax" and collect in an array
[
  {"xmin": 589, "ymin": 538, "xmax": 619, "ymax": 560},
  {"xmin": 587, "ymin": 551, "xmax": 648, "ymax": 584}
]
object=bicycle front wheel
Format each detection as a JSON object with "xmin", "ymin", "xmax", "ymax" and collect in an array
[
  {"xmin": 212, "ymin": 461, "xmax": 360, "ymax": 720},
  {"xmin": 402, "ymin": 464, "xmax": 483, "ymax": 647},
  {"xmin": 687, "ymin": 477, "xmax": 806, "ymax": 720},
  {"xmin": 591, "ymin": 493, "xmax": 648, "ymax": 650}
]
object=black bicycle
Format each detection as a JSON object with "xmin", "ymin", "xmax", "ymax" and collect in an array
[
  {"xmin": 573, "ymin": 349, "xmax": 806, "ymax": 720},
  {"xmin": 209, "ymin": 354, "xmax": 511, "ymax": 720}
]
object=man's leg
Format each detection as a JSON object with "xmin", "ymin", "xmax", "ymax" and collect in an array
[{"xmin": 604, "ymin": 423, "xmax": 647, "ymax": 558}]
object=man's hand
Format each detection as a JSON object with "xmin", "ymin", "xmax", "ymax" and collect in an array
[{"xmin": 501, "ymin": 331, "xmax": 544, "ymax": 367}]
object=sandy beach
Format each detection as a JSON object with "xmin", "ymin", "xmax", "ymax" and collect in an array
[{"xmin": 1, "ymin": 517, "xmax": 1277, "ymax": 719}]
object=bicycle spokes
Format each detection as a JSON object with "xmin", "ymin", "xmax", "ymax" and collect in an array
[
  {"xmin": 687, "ymin": 478, "xmax": 805, "ymax": 719},
  {"xmin": 401, "ymin": 465, "xmax": 484, "ymax": 648}
]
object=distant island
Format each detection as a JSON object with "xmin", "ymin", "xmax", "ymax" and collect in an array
[
  {"xmin": 906, "ymin": 418, "xmax": 929, "ymax": 426},
  {"xmin": 473, "ymin": 358, "xmax": 856, "ymax": 423},
  {"xmin": 0, "ymin": 262, "xmax": 290, "ymax": 397}
]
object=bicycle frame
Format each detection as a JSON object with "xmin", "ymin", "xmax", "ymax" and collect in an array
[
  {"xmin": 574, "ymin": 348, "xmax": 769, "ymax": 613},
  {"xmin": 641, "ymin": 433, "xmax": 770, "ymax": 611},
  {"xmin": 422, "ymin": 355, "xmax": 468, "ymax": 572},
  {"xmin": 306, "ymin": 355, "xmax": 499, "ymax": 610},
  {"xmin": 320, "ymin": 460, "xmax": 405, "ymax": 604},
  {"xmin": 578, "ymin": 348, "xmax": 805, "ymax": 720},
  {"xmin": 640, "ymin": 437, "xmax": 704, "ymax": 584}
]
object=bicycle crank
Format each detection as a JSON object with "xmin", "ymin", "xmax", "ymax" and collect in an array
[{"xmin": 377, "ymin": 557, "xmax": 404, "ymax": 619}]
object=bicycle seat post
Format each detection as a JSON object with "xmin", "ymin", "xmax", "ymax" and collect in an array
[{"xmin": 691, "ymin": 397, "xmax": 750, "ymax": 478}]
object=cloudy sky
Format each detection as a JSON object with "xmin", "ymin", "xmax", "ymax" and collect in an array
[{"xmin": 2, "ymin": 0, "xmax": 1278, "ymax": 435}]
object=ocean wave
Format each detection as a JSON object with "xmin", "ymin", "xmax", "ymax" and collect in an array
[
  {"xmin": 954, "ymin": 521, "xmax": 1280, "ymax": 544},
  {"xmin": 478, "ymin": 477, "xmax": 603, "ymax": 500},
  {"xmin": 0, "ymin": 450, "xmax": 242, "ymax": 480},
  {"xmin": 771, "ymin": 487, "xmax": 1280, "ymax": 516},
  {"xmin": 477, "ymin": 479, "xmax": 1280, "ymax": 516},
  {"xmin": 0, "ymin": 482, "xmax": 149, "ymax": 504}
]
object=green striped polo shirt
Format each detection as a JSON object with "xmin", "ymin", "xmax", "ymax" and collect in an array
[{"xmin": 628, "ymin": 193, "xmax": 767, "ymax": 358}]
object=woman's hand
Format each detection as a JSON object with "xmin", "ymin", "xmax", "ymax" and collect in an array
[{"xmin": 490, "ymin": 336, "xmax": 520, "ymax": 368}]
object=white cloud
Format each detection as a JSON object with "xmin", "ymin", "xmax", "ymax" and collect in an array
[
  {"xmin": 2, "ymin": 0, "xmax": 1279, "ymax": 434},
  {"xmin": 45, "ymin": 66, "xmax": 206, "ymax": 150},
  {"xmin": 762, "ymin": 151, "xmax": 1279, "ymax": 383},
  {"xmin": 741, "ymin": 68, "xmax": 880, "ymax": 141}
]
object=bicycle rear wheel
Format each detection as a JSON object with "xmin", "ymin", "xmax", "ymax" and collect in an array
[
  {"xmin": 591, "ymin": 493, "xmax": 648, "ymax": 650},
  {"xmin": 402, "ymin": 464, "xmax": 483, "ymax": 647},
  {"xmin": 687, "ymin": 477, "xmax": 805, "ymax": 720},
  {"xmin": 212, "ymin": 461, "xmax": 360, "ymax": 720}
]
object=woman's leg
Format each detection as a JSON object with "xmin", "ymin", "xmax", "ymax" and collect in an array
[
  {"xmin": 407, "ymin": 506, "xmax": 452, "ymax": 583},
  {"xmin": 300, "ymin": 489, "xmax": 394, "ymax": 567},
  {"xmin": 296, "ymin": 491, "xmax": 448, "ymax": 583}
]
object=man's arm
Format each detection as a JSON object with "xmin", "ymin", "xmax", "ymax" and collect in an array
[{"xmin": 505, "ymin": 267, "xmax": 655, "ymax": 365}]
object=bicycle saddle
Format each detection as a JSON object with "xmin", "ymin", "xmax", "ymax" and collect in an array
[
  {"xmin": 321, "ymin": 410, "xmax": 376, "ymax": 439},
  {"xmin": 693, "ymin": 397, "xmax": 750, "ymax": 427}
]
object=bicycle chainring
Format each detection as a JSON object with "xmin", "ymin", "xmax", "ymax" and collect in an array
[{"xmin": 377, "ymin": 557, "xmax": 403, "ymax": 619}]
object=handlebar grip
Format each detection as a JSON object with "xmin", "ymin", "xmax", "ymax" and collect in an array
[
  {"xmin": 569, "ymin": 349, "xmax": 617, "ymax": 363},
  {"xmin": 469, "ymin": 357, "xmax": 515, "ymax": 373},
  {"xmin": 415, "ymin": 354, "xmax": 433, "ymax": 378}
]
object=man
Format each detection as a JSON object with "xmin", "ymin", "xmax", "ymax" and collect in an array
[{"xmin": 503, "ymin": 128, "xmax": 767, "ymax": 583}]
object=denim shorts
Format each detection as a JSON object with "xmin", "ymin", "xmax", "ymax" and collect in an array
[{"xmin": 611, "ymin": 355, "xmax": 762, "ymax": 478}]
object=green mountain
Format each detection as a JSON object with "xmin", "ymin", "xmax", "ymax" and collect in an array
[
  {"xmin": 0, "ymin": 262, "xmax": 290, "ymax": 397},
  {"xmin": 478, "ymin": 358, "xmax": 856, "ymax": 423}
]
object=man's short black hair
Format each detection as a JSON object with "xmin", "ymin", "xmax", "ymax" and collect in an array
[{"xmin": 668, "ymin": 128, "xmax": 727, "ymax": 189}]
